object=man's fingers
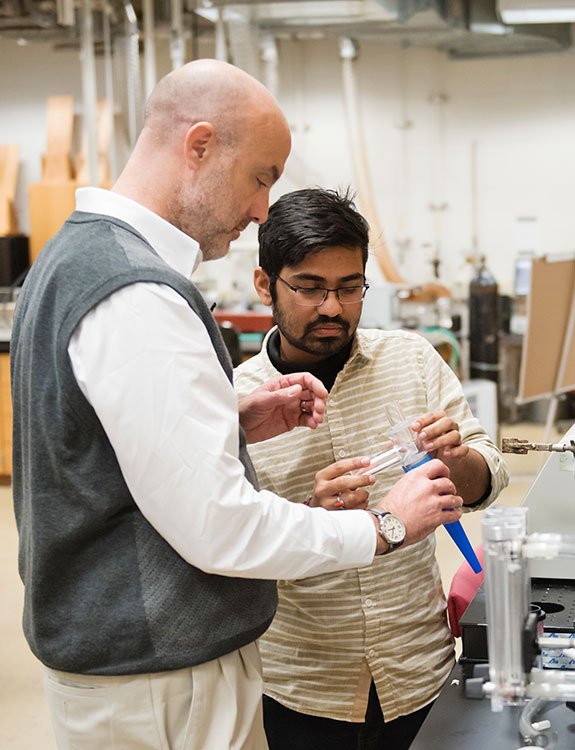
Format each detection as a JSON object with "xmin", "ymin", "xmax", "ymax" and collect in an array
[
  {"xmin": 337, "ymin": 473, "xmax": 375, "ymax": 494},
  {"xmin": 282, "ymin": 372, "xmax": 328, "ymax": 400},
  {"xmin": 411, "ymin": 411, "xmax": 447, "ymax": 432},
  {"xmin": 312, "ymin": 457, "xmax": 375, "ymax": 504},
  {"xmin": 441, "ymin": 506, "xmax": 463, "ymax": 524},
  {"xmin": 422, "ymin": 428, "xmax": 461, "ymax": 453},
  {"xmin": 335, "ymin": 488, "xmax": 370, "ymax": 510},
  {"xmin": 439, "ymin": 443, "xmax": 469, "ymax": 460},
  {"xmin": 415, "ymin": 458, "xmax": 451, "ymax": 479},
  {"xmin": 316, "ymin": 456, "xmax": 372, "ymax": 480},
  {"xmin": 440, "ymin": 492, "xmax": 463, "ymax": 510},
  {"xmin": 299, "ymin": 414, "xmax": 322, "ymax": 430},
  {"xmin": 433, "ymin": 477, "xmax": 457, "ymax": 497}
]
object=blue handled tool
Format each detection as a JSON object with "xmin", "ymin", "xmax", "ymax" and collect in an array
[
  {"xmin": 401, "ymin": 452, "xmax": 482, "ymax": 574},
  {"xmin": 364, "ymin": 403, "xmax": 482, "ymax": 574}
]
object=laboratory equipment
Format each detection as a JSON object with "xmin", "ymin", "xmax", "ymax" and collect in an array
[
  {"xmin": 505, "ymin": 423, "xmax": 575, "ymax": 580},
  {"xmin": 469, "ymin": 257, "xmax": 499, "ymax": 384},
  {"xmin": 363, "ymin": 404, "xmax": 482, "ymax": 574},
  {"xmin": 468, "ymin": 504, "xmax": 575, "ymax": 747},
  {"xmin": 502, "ymin": 437, "xmax": 575, "ymax": 456},
  {"xmin": 411, "ymin": 423, "xmax": 575, "ymax": 749}
]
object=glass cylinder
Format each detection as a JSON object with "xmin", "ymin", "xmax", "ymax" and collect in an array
[{"xmin": 482, "ymin": 506, "xmax": 529, "ymax": 710}]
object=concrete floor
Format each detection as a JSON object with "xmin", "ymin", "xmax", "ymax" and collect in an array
[{"xmin": 0, "ymin": 421, "xmax": 564, "ymax": 749}]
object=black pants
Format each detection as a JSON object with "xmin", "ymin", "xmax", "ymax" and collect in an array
[{"xmin": 263, "ymin": 682, "xmax": 433, "ymax": 750}]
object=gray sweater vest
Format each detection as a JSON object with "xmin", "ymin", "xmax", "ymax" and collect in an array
[{"xmin": 11, "ymin": 211, "xmax": 277, "ymax": 675}]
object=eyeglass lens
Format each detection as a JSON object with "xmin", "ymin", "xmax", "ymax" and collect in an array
[{"xmin": 294, "ymin": 286, "xmax": 366, "ymax": 306}]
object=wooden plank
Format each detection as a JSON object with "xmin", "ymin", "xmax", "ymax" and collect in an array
[
  {"xmin": 0, "ymin": 144, "xmax": 20, "ymax": 235},
  {"xmin": 0, "ymin": 352, "xmax": 9, "ymax": 383},
  {"xmin": 76, "ymin": 99, "xmax": 112, "ymax": 188},
  {"xmin": 43, "ymin": 96, "xmax": 75, "ymax": 183},
  {"xmin": 518, "ymin": 256, "xmax": 575, "ymax": 402},
  {"xmin": 0, "ymin": 353, "xmax": 11, "ymax": 476},
  {"xmin": 28, "ymin": 182, "xmax": 78, "ymax": 263}
]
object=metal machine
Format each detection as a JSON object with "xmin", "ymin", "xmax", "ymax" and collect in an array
[
  {"xmin": 503, "ymin": 424, "xmax": 575, "ymax": 579},
  {"xmin": 465, "ymin": 425, "xmax": 575, "ymax": 748}
]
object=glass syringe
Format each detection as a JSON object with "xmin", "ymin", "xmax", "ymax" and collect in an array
[{"xmin": 363, "ymin": 403, "xmax": 482, "ymax": 574}]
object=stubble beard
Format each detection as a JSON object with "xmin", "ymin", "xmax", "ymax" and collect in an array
[
  {"xmin": 274, "ymin": 305, "xmax": 353, "ymax": 359},
  {"xmin": 173, "ymin": 165, "xmax": 237, "ymax": 260}
]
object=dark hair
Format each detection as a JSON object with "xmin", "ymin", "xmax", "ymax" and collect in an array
[{"xmin": 258, "ymin": 188, "xmax": 369, "ymax": 297}]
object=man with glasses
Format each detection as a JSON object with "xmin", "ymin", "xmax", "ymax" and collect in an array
[{"xmin": 234, "ymin": 188, "xmax": 509, "ymax": 750}]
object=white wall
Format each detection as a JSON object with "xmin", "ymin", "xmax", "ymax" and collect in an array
[
  {"xmin": 1, "ymin": 33, "xmax": 574, "ymax": 298},
  {"xmin": 274, "ymin": 39, "xmax": 575, "ymax": 296}
]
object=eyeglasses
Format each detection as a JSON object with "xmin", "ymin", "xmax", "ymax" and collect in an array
[{"xmin": 273, "ymin": 274, "xmax": 370, "ymax": 307}]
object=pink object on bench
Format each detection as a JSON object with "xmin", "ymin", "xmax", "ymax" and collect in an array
[{"xmin": 446, "ymin": 545, "xmax": 484, "ymax": 637}]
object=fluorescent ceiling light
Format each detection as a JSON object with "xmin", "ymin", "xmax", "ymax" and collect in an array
[{"xmin": 498, "ymin": 0, "xmax": 575, "ymax": 23}]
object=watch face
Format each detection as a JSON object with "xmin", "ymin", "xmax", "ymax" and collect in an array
[{"xmin": 382, "ymin": 513, "xmax": 405, "ymax": 544}]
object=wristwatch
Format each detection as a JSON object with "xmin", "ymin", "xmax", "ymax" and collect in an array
[{"xmin": 369, "ymin": 510, "xmax": 406, "ymax": 553}]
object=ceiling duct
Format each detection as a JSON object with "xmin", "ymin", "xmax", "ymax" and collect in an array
[
  {"xmin": 0, "ymin": 0, "xmax": 572, "ymax": 56},
  {"xmin": 211, "ymin": 0, "xmax": 572, "ymax": 57},
  {"xmin": 0, "ymin": 0, "xmax": 210, "ymax": 43},
  {"xmin": 446, "ymin": 0, "xmax": 572, "ymax": 57}
]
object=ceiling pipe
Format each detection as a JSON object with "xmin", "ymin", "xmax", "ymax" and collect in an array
[
  {"xmin": 339, "ymin": 37, "xmax": 406, "ymax": 284},
  {"xmin": 80, "ymin": 0, "xmax": 98, "ymax": 186},
  {"xmin": 214, "ymin": 7, "xmax": 228, "ymax": 61},
  {"xmin": 170, "ymin": 0, "xmax": 185, "ymax": 70},
  {"xmin": 260, "ymin": 34, "xmax": 279, "ymax": 97},
  {"xmin": 124, "ymin": 0, "xmax": 143, "ymax": 147},
  {"xmin": 55, "ymin": 0, "xmax": 75, "ymax": 26},
  {"xmin": 143, "ymin": 0, "xmax": 157, "ymax": 98},
  {"xmin": 102, "ymin": 2, "xmax": 117, "ymax": 181}
]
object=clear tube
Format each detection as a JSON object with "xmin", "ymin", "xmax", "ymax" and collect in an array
[
  {"xmin": 384, "ymin": 403, "xmax": 429, "ymax": 468},
  {"xmin": 362, "ymin": 402, "xmax": 482, "ymax": 573},
  {"xmin": 361, "ymin": 403, "xmax": 426, "ymax": 476},
  {"xmin": 528, "ymin": 668, "xmax": 575, "ymax": 701},
  {"xmin": 361, "ymin": 444, "xmax": 403, "ymax": 476},
  {"xmin": 523, "ymin": 533, "xmax": 575, "ymax": 560},
  {"xmin": 400, "ymin": 424, "xmax": 482, "ymax": 573},
  {"xmin": 482, "ymin": 506, "xmax": 530, "ymax": 711},
  {"xmin": 518, "ymin": 697, "xmax": 560, "ymax": 748}
]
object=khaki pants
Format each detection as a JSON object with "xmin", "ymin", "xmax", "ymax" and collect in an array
[{"xmin": 43, "ymin": 642, "xmax": 268, "ymax": 750}]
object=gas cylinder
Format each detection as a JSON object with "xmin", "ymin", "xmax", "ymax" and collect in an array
[{"xmin": 469, "ymin": 257, "xmax": 499, "ymax": 383}]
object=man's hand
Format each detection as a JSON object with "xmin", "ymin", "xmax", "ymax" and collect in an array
[
  {"xmin": 411, "ymin": 411, "xmax": 491, "ymax": 506},
  {"xmin": 376, "ymin": 459, "xmax": 463, "ymax": 547},
  {"xmin": 309, "ymin": 457, "xmax": 375, "ymax": 510},
  {"xmin": 411, "ymin": 411, "xmax": 468, "ymax": 462},
  {"xmin": 238, "ymin": 373, "xmax": 328, "ymax": 444}
]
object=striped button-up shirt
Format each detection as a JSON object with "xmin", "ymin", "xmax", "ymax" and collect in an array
[{"xmin": 234, "ymin": 327, "xmax": 509, "ymax": 722}]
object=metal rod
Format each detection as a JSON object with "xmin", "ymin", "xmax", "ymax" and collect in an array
[
  {"xmin": 538, "ymin": 636, "xmax": 575, "ymax": 650},
  {"xmin": 502, "ymin": 437, "xmax": 575, "ymax": 455},
  {"xmin": 143, "ymin": 0, "xmax": 157, "ymax": 99},
  {"xmin": 102, "ymin": 3, "xmax": 117, "ymax": 182},
  {"xmin": 171, "ymin": 0, "xmax": 185, "ymax": 70},
  {"xmin": 80, "ymin": 0, "xmax": 98, "ymax": 186}
]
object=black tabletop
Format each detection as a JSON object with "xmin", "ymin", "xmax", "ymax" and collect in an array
[{"xmin": 411, "ymin": 663, "xmax": 575, "ymax": 749}]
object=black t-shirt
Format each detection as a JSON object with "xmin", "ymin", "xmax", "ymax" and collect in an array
[{"xmin": 266, "ymin": 329, "xmax": 352, "ymax": 393}]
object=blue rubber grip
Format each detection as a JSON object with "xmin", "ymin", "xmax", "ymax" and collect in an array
[{"xmin": 402, "ymin": 453, "xmax": 482, "ymax": 574}]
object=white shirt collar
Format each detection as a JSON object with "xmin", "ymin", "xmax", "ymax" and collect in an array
[{"xmin": 75, "ymin": 187, "xmax": 203, "ymax": 278}]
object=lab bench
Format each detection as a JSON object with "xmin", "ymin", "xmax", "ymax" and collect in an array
[{"xmin": 412, "ymin": 579, "xmax": 575, "ymax": 749}]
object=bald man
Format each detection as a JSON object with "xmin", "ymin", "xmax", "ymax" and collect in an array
[{"xmin": 11, "ymin": 60, "xmax": 463, "ymax": 750}]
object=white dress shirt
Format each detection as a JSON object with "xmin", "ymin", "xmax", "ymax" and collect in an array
[{"xmin": 67, "ymin": 188, "xmax": 376, "ymax": 580}]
